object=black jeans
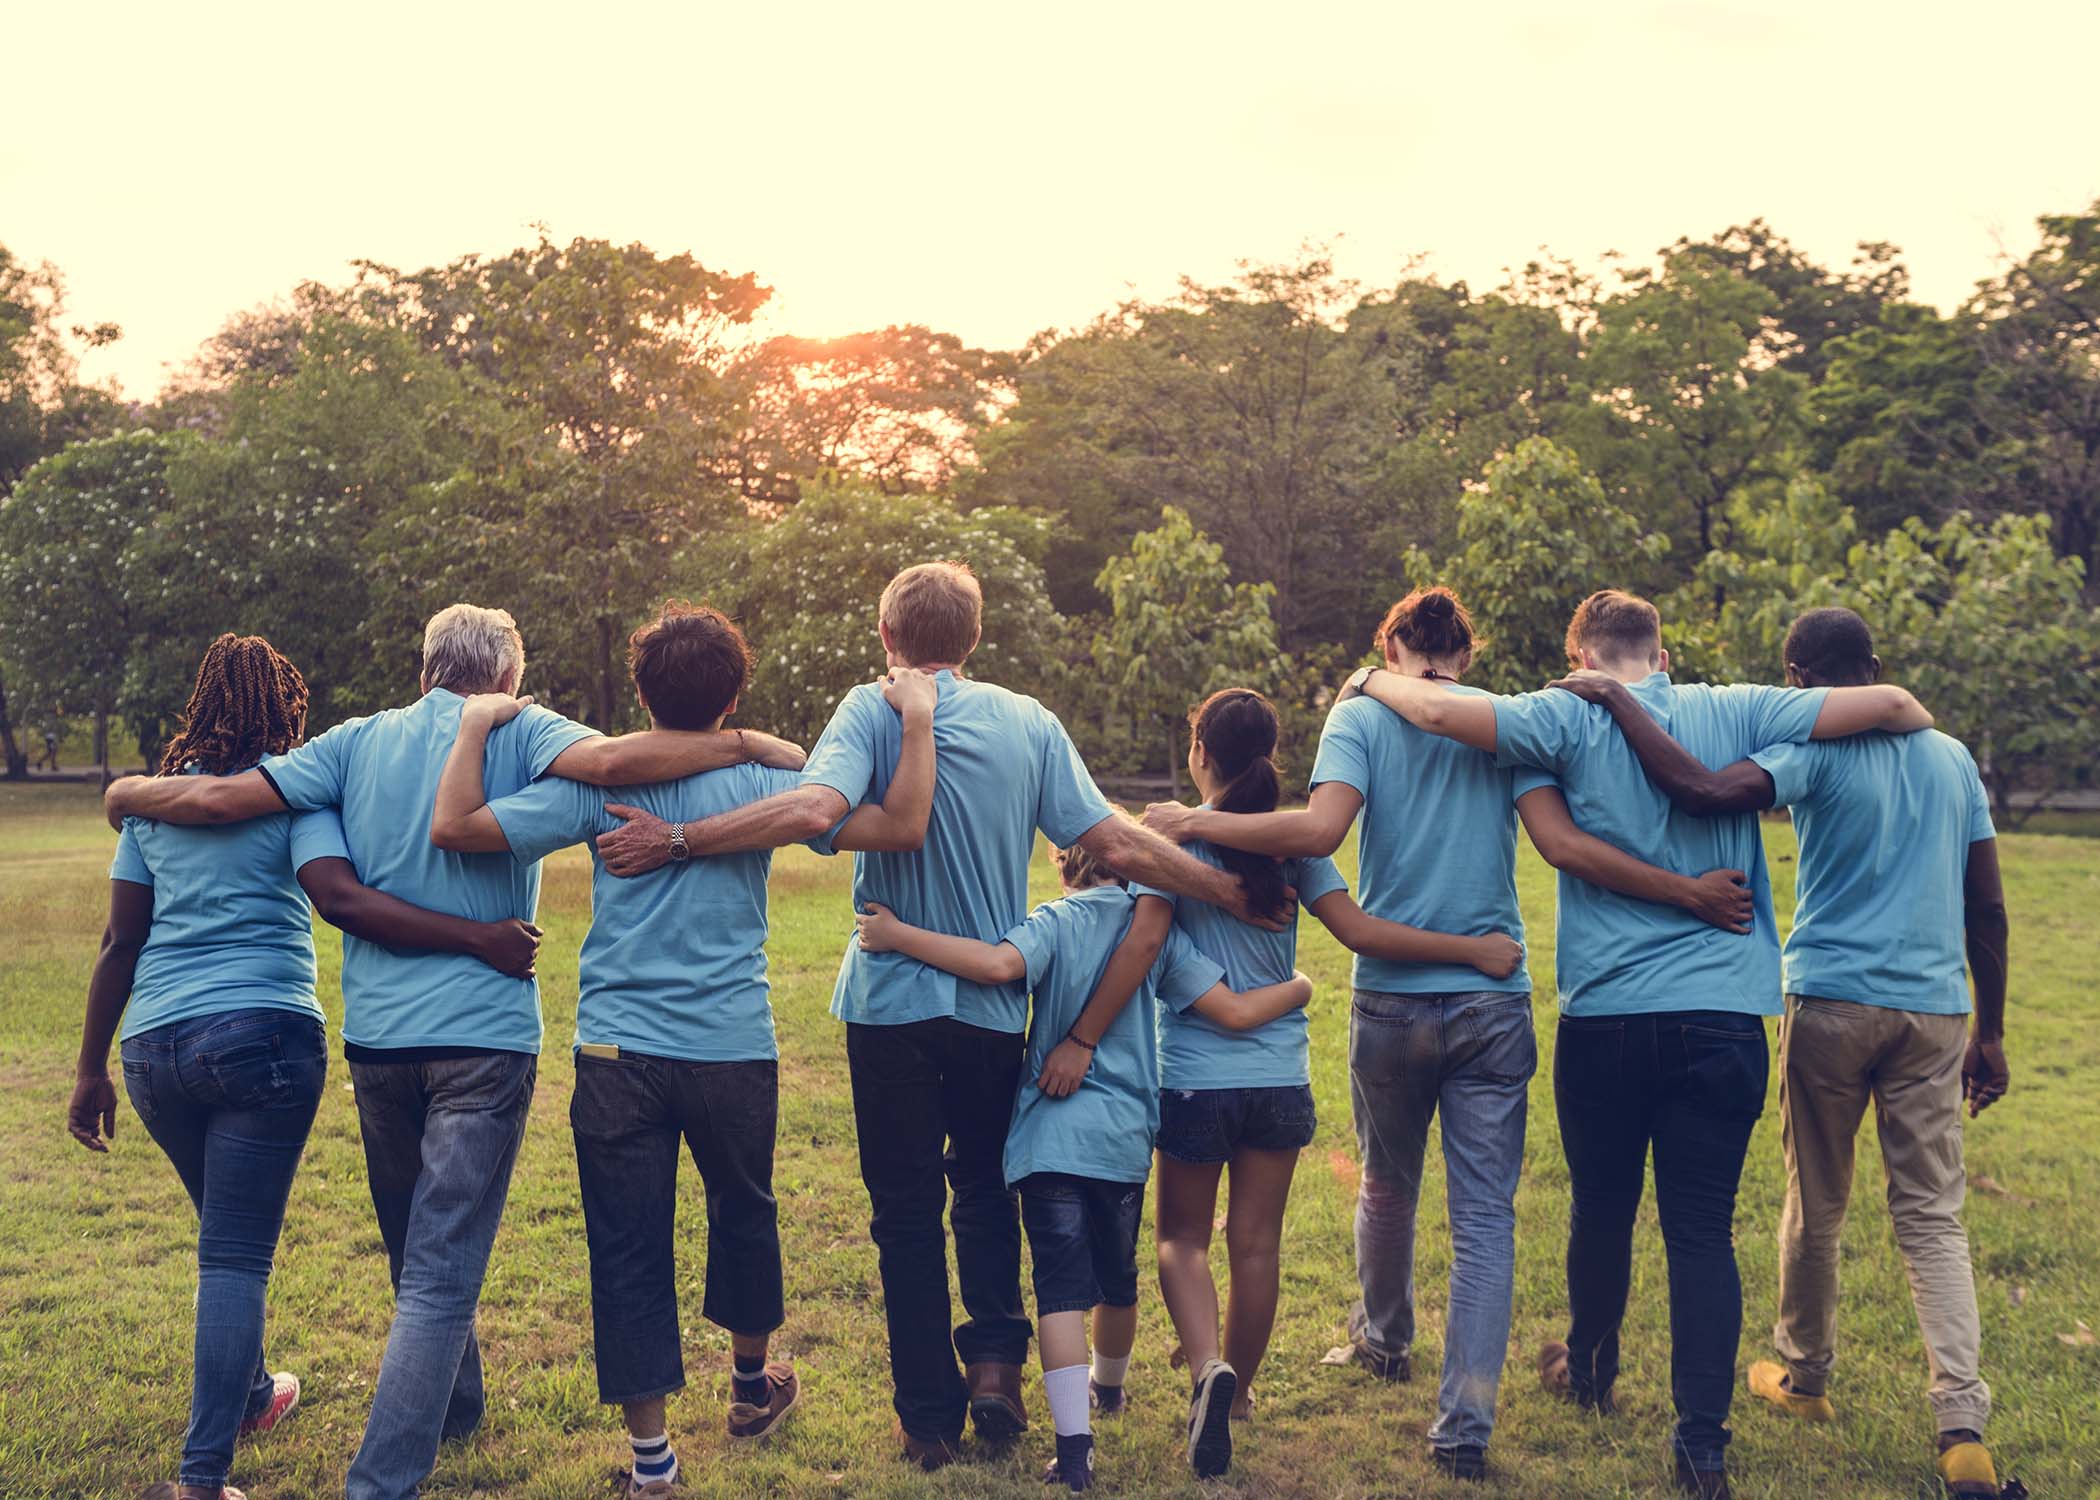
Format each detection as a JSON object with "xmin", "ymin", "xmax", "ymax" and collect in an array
[
  {"xmin": 1554, "ymin": 1010, "xmax": 1768, "ymax": 1472},
  {"xmin": 571, "ymin": 1052, "xmax": 784, "ymax": 1404},
  {"xmin": 846, "ymin": 1017, "xmax": 1031, "ymax": 1443}
]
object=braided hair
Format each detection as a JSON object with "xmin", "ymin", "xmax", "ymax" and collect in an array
[
  {"xmin": 157, "ymin": 633, "xmax": 310, "ymax": 777},
  {"xmin": 1189, "ymin": 688, "xmax": 1291, "ymax": 921}
]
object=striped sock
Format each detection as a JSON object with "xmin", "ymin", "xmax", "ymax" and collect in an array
[
  {"xmin": 630, "ymin": 1430, "xmax": 677, "ymax": 1487},
  {"xmin": 733, "ymin": 1352, "xmax": 769, "ymax": 1405}
]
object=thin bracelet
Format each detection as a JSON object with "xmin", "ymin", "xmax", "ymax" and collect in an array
[
  {"xmin": 736, "ymin": 727, "xmax": 747, "ymax": 759},
  {"xmin": 1065, "ymin": 1032, "xmax": 1097, "ymax": 1051}
]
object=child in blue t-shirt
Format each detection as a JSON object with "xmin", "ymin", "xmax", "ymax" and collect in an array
[{"xmin": 855, "ymin": 836, "xmax": 1311, "ymax": 1492}]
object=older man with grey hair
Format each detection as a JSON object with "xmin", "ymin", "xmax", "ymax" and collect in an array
[{"xmin": 106, "ymin": 602, "xmax": 802, "ymax": 1500}]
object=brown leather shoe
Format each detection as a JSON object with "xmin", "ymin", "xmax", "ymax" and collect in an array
[
  {"xmin": 898, "ymin": 1423, "xmax": 960, "ymax": 1472},
  {"xmin": 966, "ymin": 1360, "xmax": 1028, "ymax": 1442},
  {"xmin": 727, "ymin": 1359, "xmax": 801, "ymax": 1441}
]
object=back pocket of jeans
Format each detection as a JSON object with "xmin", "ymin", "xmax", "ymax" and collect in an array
[
  {"xmin": 1681, "ymin": 1025, "xmax": 1769, "ymax": 1122},
  {"xmin": 200, "ymin": 1034, "xmax": 300, "ymax": 1111},
  {"xmin": 120, "ymin": 1057, "xmax": 158, "ymax": 1125}
]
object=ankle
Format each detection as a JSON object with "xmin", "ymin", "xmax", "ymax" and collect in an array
[{"xmin": 1939, "ymin": 1428, "xmax": 1984, "ymax": 1452}]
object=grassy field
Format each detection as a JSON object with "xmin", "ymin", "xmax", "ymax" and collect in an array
[{"xmin": 1, "ymin": 781, "xmax": 2095, "ymax": 1500}]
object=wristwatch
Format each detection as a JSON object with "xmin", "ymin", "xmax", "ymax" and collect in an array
[
  {"xmin": 667, "ymin": 823, "xmax": 690, "ymax": 862},
  {"xmin": 1345, "ymin": 666, "xmax": 1377, "ymax": 695}
]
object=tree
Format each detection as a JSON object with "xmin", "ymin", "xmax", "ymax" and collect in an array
[
  {"xmin": 1404, "ymin": 438, "xmax": 1670, "ymax": 693},
  {"xmin": 1668, "ymin": 220, "xmax": 1907, "ymax": 381},
  {"xmin": 1091, "ymin": 507, "xmax": 1280, "ymax": 797}
]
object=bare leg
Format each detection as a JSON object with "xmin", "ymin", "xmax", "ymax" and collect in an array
[
  {"xmin": 1040, "ymin": 1309, "xmax": 1089, "ymax": 1372},
  {"xmin": 1220, "ymin": 1146, "xmax": 1301, "ymax": 1417},
  {"xmin": 1155, "ymin": 1155, "xmax": 1227, "ymax": 1379},
  {"xmin": 1092, "ymin": 1302, "xmax": 1138, "ymax": 1362},
  {"xmin": 621, "ymin": 1395, "xmax": 667, "ymax": 1441},
  {"xmin": 730, "ymin": 1331, "xmax": 770, "ymax": 1366}
]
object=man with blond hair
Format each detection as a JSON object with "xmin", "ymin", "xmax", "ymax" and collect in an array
[
  {"xmin": 106, "ymin": 603, "xmax": 802, "ymax": 1500},
  {"xmin": 595, "ymin": 561, "xmax": 1283, "ymax": 1469}
]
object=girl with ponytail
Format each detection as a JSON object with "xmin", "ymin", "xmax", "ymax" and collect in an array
[{"xmin": 1137, "ymin": 684, "xmax": 1525, "ymax": 1479}]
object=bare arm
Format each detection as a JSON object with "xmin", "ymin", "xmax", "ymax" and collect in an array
[
  {"xmin": 68, "ymin": 880, "xmax": 153, "ymax": 1151},
  {"xmin": 1810, "ymin": 684, "xmax": 1932, "ymax": 739},
  {"xmin": 1551, "ymin": 672, "xmax": 1776, "ymax": 816},
  {"xmin": 1306, "ymin": 889, "xmax": 1524, "ymax": 980},
  {"xmin": 1962, "ymin": 837, "xmax": 2009, "ymax": 1116},
  {"xmin": 547, "ymin": 725, "xmax": 806, "ymax": 786},
  {"xmin": 1035, "ymin": 895, "xmax": 1172, "ymax": 1099},
  {"xmin": 854, "ymin": 901, "xmax": 1027, "ymax": 986},
  {"xmin": 103, "ymin": 770, "xmax": 284, "ymax": 830},
  {"xmin": 1188, "ymin": 971, "xmax": 1316, "ymax": 1031},
  {"xmin": 297, "ymin": 859, "xmax": 541, "ymax": 979},
  {"xmin": 1076, "ymin": 816, "xmax": 1290, "ymax": 928},
  {"xmin": 1358, "ymin": 669, "xmax": 1499, "ymax": 752},
  {"xmin": 1144, "ymin": 781, "xmax": 1363, "ymax": 859},
  {"xmin": 430, "ymin": 698, "xmax": 515, "ymax": 852},
  {"xmin": 1515, "ymin": 786, "xmax": 1754, "ymax": 934},
  {"xmin": 830, "ymin": 670, "xmax": 939, "ymax": 853}
]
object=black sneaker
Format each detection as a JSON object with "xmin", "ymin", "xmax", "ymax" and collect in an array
[
  {"xmin": 1354, "ymin": 1341, "xmax": 1411, "ymax": 1382},
  {"xmin": 1673, "ymin": 1456, "xmax": 1732, "ymax": 1500},
  {"xmin": 1044, "ymin": 1432, "xmax": 1095, "ymax": 1492},
  {"xmin": 1186, "ymin": 1359, "xmax": 1237, "ymax": 1479},
  {"xmin": 1089, "ymin": 1380, "xmax": 1125, "ymax": 1415},
  {"xmin": 1433, "ymin": 1444, "xmax": 1488, "ymax": 1481}
]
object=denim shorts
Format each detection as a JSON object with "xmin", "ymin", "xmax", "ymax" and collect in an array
[
  {"xmin": 1018, "ymin": 1172, "xmax": 1145, "ymax": 1315},
  {"xmin": 1156, "ymin": 1083, "xmax": 1317, "ymax": 1164}
]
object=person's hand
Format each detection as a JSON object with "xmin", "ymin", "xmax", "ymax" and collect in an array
[
  {"xmin": 1284, "ymin": 970, "xmax": 1315, "ymax": 1011},
  {"xmin": 1548, "ymin": 669, "xmax": 1624, "ymax": 706},
  {"xmin": 103, "ymin": 775, "xmax": 147, "ymax": 831},
  {"xmin": 597, "ymin": 805, "xmax": 675, "ymax": 877},
  {"xmin": 67, "ymin": 1070, "xmax": 118, "ymax": 1152},
  {"xmin": 855, "ymin": 901, "xmax": 902, "ymax": 952},
  {"xmin": 742, "ymin": 731, "xmax": 808, "ymax": 772},
  {"xmin": 475, "ymin": 918, "xmax": 543, "ymax": 979},
  {"xmin": 1685, "ymin": 868, "xmax": 1754, "ymax": 934},
  {"xmin": 462, "ymin": 692, "xmax": 534, "ymax": 729},
  {"xmin": 1142, "ymin": 802, "xmax": 1200, "ymax": 844},
  {"xmin": 1471, "ymin": 933, "xmax": 1525, "ymax": 980},
  {"xmin": 882, "ymin": 667, "xmax": 940, "ymax": 725},
  {"xmin": 1963, "ymin": 1034, "xmax": 2009, "ymax": 1117},
  {"xmin": 1037, "ymin": 1038, "xmax": 1094, "ymax": 1098},
  {"xmin": 1235, "ymin": 884, "xmax": 1299, "ymax": 933}
]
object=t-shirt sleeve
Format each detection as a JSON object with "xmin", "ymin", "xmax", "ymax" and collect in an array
[
  {"xmin": 800, "ymin": 687, "xmax": 883, "ymax": 809},
  {"xmin": 1154, "ymin": 926, "xmax": 1227, "ymax": 1013},
  {"xmin": 1511, "ymin": 768, "xmax": 1558, "ymax": 801},
  {"xmin": 258, "ymin": 719, "xmax": 357, "ymax": 811},
  {"xmin": 1035, "ymin": 710, "xmax": 1117, "ymax": 847},
  {"xmin": 1960, "ymin": 747, "xmax": 1997, "ymax": 844},
  {"xmin": 289, "ymin": 808, "xmax": 353, "ymax": 870},
  {"xmin": 1127, "ymin": 881, "xmax": 1179, "ymax": 914},
  {"xmin": 1491, "ymin": 690, "xmax": 1576, "ymax": 773},
  {"xmin": 110, "ymin": 821, "xmax": 152, "ymax": 886},
  {"xmin": 1291, "ymin": 854, "xmax": 1349, "ymax": 906},
  {"xmin": 515, "ymin": 704, "xmax": 602, "ymax": 779},
  {"xmin": 487, "ymin": 776, "xmax": 608, "ymax": 866},
  {"xmin": 1308, "ymin": 699, "xmax": 1373, "ymax": 797},
  {"xmin": 999, "ymin": 901, "xmax": 1067, "ymax": 990},
  {"xmin": 1732, "ymin": 683, "xmax": 1829, "ymax": 754},
  {"xmin": 1749, "ymin": 740, "xmax": 1819, "ymax": 810}
]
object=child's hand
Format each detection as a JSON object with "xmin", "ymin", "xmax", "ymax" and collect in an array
[
  {"xmin": 1037, "ymin": 1037, "xmax": 1095, "ymax": 1098},
  {"xmin": 1471, "ymin": 933, "xmax": 1524, "ymax": 980},
  {"xmin": 1284, "ymin": 970, "xmax": 1314, "ymax": 1011},
  {"xmin": 856, "ymin": 902, "xmax": 901, "ymax": 952}
]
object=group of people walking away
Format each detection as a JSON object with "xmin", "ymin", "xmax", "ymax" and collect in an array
[{"xmin": 67, "ymin": 561, "xmax": 2015, "ymax": 1500}]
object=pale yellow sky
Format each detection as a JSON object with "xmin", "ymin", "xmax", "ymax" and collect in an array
[{"xmin": 7, "ymin": 0, "xmax": 2096, "ymax": 399}]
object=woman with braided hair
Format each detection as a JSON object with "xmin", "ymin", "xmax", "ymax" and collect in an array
[{"xmin": 65, "ymin": 634, "xmax": 542, "ymax": 1500}]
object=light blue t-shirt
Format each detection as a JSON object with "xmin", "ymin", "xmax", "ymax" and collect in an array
[
  {"xmin": 802, "ymin": 671, "xmax": 1118, "ymax": 1034},
  {"xmin": 1134, "ymin": 839, "xmax": 1348, "ymax": 1089},
  {"xmin": 486, "ymin": 763, "xmax": 809, "ymax": 1061},
  {"xmin": 1000, "ymin": 884, "xmax": 1227, "ymax": 1186},
  {"xmin": 259, "ymin": 689, "xmax": 599, "ymax": 1052},
  {"xmin": 1751, "ymin": 730, "xmax": 1995, "ymax": 1014},
  {"xmin": 110, "ymin": 785, "xmax": 350, "ymax": 1041},
  {"xmin": 1312, "ymin": 691, "xmax": 1531, "ymax": 995},
  {"xmin": 1492, "ymin": 674, "xmax": 1829, "ymax": 1018}
]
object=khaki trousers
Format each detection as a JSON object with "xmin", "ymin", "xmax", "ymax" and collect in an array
[{"xmin": 1774, "ymin": 995, "xmax": 1990, "ymax": 1434}]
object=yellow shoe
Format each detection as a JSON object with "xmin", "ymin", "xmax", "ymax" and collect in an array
[
  {"xmin": 1935, "ymin": 1438, "xmax": 2000, "ymax": 1498},
  {"xmin": 1746, "ymin": 1361, "xmax": 1835, "ymax": 1422}
]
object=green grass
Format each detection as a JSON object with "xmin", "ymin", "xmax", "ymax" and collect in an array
[{"xmin": 2, "ymin": 783, "xmax": 2096, "ymax": 1499}]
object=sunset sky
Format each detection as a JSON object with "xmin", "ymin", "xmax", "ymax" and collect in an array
[{"xmin": 8, "ymin": 0, "xmax": 2097, "ymax": 399}]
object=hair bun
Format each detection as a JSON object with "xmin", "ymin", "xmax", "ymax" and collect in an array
[{"xmin": 1419, "ymin": 590, "xmax": 1454, "ymax": 619}]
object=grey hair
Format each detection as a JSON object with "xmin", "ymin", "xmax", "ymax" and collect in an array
[{"xmin": 421, "ymin": 604, "xmax": 526, "ymax": 694}]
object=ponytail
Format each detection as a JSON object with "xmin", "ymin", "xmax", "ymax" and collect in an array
[{"xmin": 1189, "ymin": 689, "xmax": 1290, "ymax": 921}]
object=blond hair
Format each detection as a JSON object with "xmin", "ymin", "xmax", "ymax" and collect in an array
[{"xmin": 879, "ymin": 562, "xmax": 982, "ymax": 666}]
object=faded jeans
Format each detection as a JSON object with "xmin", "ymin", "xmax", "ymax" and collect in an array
[
  {"xmin": 1348, "ymin": 989, "xmax": 1535, "ymax": 1451},
  {"xmin": 343, "ymin": 1050, "xmax": 536, "ymax": 1500}
]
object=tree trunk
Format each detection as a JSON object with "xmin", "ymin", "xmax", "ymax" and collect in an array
[{"xmin": 0, "ymin": 666, "xmax": 25, "ymax": 779}]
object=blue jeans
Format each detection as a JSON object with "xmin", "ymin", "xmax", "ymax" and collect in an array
[
  {"xmin": 343, "ymin": 1050, "xmax": 536, "ymax": 1500},
  {"xmin": 1347, "ymin": 989, "xmax": 1534, "ymax": 1452},
  {"xmin": 1554, "ymin": 1010, "xmax": 1768, "ymax": 1474},
  {"xmin": 1017, "ymin": 1172, "xmax": 1145, "ymax": 1316},
  {"xmin": 120, "ymin": 1008, "xmax": 328, "ymax": 1489}
]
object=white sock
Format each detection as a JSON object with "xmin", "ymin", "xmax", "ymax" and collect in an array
[
  {"xmin": 1044, "ymin": 1363, "xmax": 1092, "ymax": 1438},
  {"xmin": 1090, "ymin": 1351, "xmax": 1131, "ymax": 1388},
  {"xmin": 630, "ymin": 1430, "xmax": 677, "ymax": 1487}
]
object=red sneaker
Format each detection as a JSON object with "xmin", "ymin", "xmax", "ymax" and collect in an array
[{"xmin": 237, "ymin": 1372, "xmax": 301, "ymax": 1438}]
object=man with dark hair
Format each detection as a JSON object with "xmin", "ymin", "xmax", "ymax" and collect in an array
[
  {"xmin": 428, "ymin": 600, "xmax": 941, "ymax": 1498},
  {"xmin": 590, "ymin": 560, "xmax": 1290, "ymax": 1470},
  {"xmin": 1352, "ymin": 589, "xmax": 1937, "ymax": 1500},
  {"xmin": 1551, "ymin": 605, "xmax": 2010, "ymax": 1500}
]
